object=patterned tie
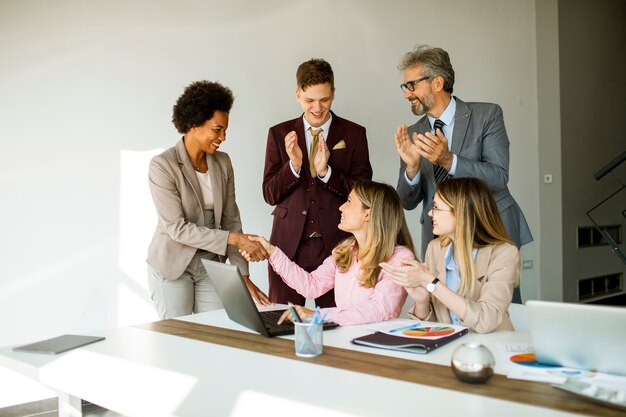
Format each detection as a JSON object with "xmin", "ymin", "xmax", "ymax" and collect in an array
[
  {"xmin": 309, "ymin": 127, "xmax": 322, "ymax": 177},
  {"xmin": 432, "ymin": 119, "xmax": 449, "ymax": 183}
]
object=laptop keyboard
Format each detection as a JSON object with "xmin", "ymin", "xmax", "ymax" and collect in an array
[{"xmin": 260, "ymin": 310, "xmax": 293, "ymax": 331}]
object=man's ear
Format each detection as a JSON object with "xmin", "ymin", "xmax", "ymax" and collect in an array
[{"xmin": 433, "ymin": 75, "xmax": 445, "ymax": 94}]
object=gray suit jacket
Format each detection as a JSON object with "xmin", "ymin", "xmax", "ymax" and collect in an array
[
  {"xmin": 397, "ymin": 97, "xmax": 532, "ymax": 257},
  {"xmin": 146, "ymin": 139, "xmax": 248, "ymax": 279}
]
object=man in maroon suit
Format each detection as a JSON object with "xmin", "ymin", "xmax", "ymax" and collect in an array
[{"xmin": 263, "ymin": 59, "xmax": 373, "ymax": 307}]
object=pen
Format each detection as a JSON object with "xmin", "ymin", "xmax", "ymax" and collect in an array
[
  {"xmin": 389, "ymin": 323, "xmax": 422, "ymax": 333},
  {"xmin": 320, "ymin": 311, "xmax": 328, "ymax": 323},
  {"xmin": 288, "ymin": 303, "xmax": 301, "ymax": 323},
  {"xmin": 311, "ymin": 306, "xmax": 320, "ymax": 324}
]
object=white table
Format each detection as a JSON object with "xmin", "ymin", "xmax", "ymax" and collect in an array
[{"xmin": 0, "ymin": 309, "xmax": 611, "ymax": 417}]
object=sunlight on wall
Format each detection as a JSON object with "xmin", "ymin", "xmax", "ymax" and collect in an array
[{"xmin": 118, "ymin": 149, "xmax": 163, "ymax": 323}]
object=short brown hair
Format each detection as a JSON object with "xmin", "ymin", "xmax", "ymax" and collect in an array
[{"xmin": 296, "ymin": 59, "xmax": 334, "ymax": 90}]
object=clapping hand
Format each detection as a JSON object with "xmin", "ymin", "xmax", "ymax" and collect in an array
[
  {"xmin": 414, "ymin": 128, "xmax": 452, "ymax": 170},
  {"xmin": 313, "ymin": 132, "xmax": 330, "ymax": 177},
  {"xmin": 285, "ymin": 131, "xmax": 303, "ymax": 173},
  {"xmin": 380, "ymin": 258, "xmax": 434, "ymax": 287},
  {"xmin": 394, "ymin": 125, "xmax": 421, "ymax": 180},
  {"xmin": 380, "ymin": 258, "xmax": 432, "ymax": 304}
]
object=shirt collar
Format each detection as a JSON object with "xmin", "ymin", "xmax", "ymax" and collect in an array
[
  {"xmin": 428, "ymin": 96, "xmax": 456, "ymax": 130},
  {"xmin": 444, "ymin": 242, "xmax": 478, "ymax": 271},
  {"xmin": 303, "ymin": 113, "xmax": 333, "ymax": 134}
]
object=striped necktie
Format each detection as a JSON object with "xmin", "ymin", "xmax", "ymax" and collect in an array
[
  {"xmin": 432, "ymin": 119, "xmax": 449, "ymax": 183},
  {"xmin": 309, "ymin": 127, "xmax": 322, "ymax": 177}
]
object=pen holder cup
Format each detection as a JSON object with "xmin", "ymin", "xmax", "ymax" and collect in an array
[{"xmin": 294, "ymin": 320, "xmax": 323, "ymax": 358}]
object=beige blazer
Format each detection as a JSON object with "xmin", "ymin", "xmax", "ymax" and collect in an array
[
  {"xmin": 146, "ymin": 139, "xmax": 248, "ymax": 280},
  {"xmin": 409, "ymin": 240, "xmax": 520, "ymax": 333}
]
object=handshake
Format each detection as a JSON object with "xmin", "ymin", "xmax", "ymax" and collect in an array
[{"xmin": 230, "ymin": 233, "xmax": 276, "ymax": 262}]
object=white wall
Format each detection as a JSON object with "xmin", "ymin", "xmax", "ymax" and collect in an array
[{"xmin": 0, "ymin": 0, "xmax": 541, "ymax": 348}]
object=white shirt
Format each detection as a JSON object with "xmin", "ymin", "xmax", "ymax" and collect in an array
[{"xmin": 195, "ymin": 170, "xmax": 214, "ymax": 210}]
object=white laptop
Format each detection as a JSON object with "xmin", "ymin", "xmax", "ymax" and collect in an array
[{"xmin": 527, "ymin": 300, "xmax": 626, "ymax": 375}]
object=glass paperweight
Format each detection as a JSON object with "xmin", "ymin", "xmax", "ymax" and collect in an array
[{"xmin": 451, "ymin": 343, "xmax": 495, "ymax": 383}]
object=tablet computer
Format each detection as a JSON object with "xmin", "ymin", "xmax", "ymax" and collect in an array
[{"xmin": 13, "ymin": 334, "xmax": 105, "ymax": 355}]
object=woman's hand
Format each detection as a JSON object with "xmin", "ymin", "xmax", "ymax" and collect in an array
[
  {"xmin": 230, "ymin": 232, "xmax": 269, "ymax": 261},
  {"xmin": 405, "ymin": 285, "xmax": 431, "ymax": 305},
  {"xmin": 382, "ymin": 259, "xmax": 434, "ymax": 320},
  {"xmin": 242, "ymin": 275, "xmax": 272, "ymax": 306},
  {"xmin": 379, "ymin": 258, "xmax": 435, "ymax": 288},
  {"xmin": 240, "ymin": 235, "xmax": 276, "ymax": 262},
  {"xmin": 277, "ymin": 304, "xmax": 314, "ymax": 324}
]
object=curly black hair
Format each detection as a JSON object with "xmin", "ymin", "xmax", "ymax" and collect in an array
[{"xmin": 172, "ymin": 81, "xmax": 234, "ymax": 134}]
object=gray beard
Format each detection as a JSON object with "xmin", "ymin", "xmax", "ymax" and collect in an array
[
  {"xmin": 411, "ymin": 97, "xmax": 429, "ymax": 116},
  {"xmin": 411, "ymin": 103, "xmax": 426, "ymax": 116}
]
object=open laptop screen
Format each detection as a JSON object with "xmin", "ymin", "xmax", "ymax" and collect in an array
[{"xmin": 527, "ymin": 300, "xmax": 626, "ymax": 375}]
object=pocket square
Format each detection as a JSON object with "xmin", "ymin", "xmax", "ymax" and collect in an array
[{"xmin": 332, "ymin": 140, "xmax": 346, "ymax": 150}]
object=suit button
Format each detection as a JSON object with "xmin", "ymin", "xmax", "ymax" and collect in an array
[
  {"xmin": 311, "ymin": 200, "xmax": 315, "ymax": 205},
  {"xmin": 301, "ymin": 210, "xmax": 307, "ymax": 215}
]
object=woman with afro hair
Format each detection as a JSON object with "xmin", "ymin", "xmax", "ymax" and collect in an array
[{"xmin": 146, "ymin": 81, "xmax": 270, "ymax": 319}]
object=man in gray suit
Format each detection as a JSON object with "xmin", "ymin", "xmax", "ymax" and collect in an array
[{"xmin": 394, "ymin": 44, "xmax": 532, "ymax": 303}]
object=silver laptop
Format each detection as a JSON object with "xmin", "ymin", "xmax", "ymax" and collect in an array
[
  {"xmin": 201, "ymin": 259, "xmax": 338, "ymax": 337},
  {"xmin": 527, "ymin": 300, "xmax": 626, "ymax": 375}
]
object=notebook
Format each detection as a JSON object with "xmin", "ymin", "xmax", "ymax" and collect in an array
[
  {"xmin": 527, "ymin": 300, "xmax": 626, "ymax": 375},
  {"xmin": 352, "ymin": 323, "xmax": 468, "ymax": 354},
  {"xmin": 201, "ymin": 259, "xmax": 338, "ymax": 337},
  {"xmin": 13, "ymin": 334, "xmax": 105, "ymax": 355}
]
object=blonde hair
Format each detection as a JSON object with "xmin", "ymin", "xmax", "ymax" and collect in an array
[
  {"xmin": 436, "ymin": 178, "xmax": 511, "ymax": 296},
  {"xmin": 334, "ymin": 181, "xmax": 416, "ymax": 288}
]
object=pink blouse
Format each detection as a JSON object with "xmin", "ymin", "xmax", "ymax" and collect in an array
[{"xmin": 269, "ymin": 246, "xmax": 413, "ymax": 325}]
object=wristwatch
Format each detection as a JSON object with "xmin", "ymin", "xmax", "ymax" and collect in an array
[{"xmin": 426, "ymin": 278, "xmax": 440, "ymax": 293}]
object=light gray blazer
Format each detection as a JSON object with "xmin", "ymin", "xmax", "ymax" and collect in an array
[
  {"xmin": 396, "ymin": 97, "xmax": 532, "ymax": 258},
  {"xmin": 408, "ymin": 240, "xmax": 520, "ymax": 333},
  {"xmin": 146, "ymin": 139, "xmax": 248, "ymax": 280}
]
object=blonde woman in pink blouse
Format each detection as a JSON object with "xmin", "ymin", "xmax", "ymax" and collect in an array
[{"xmin": 242, "ymin": 181, "xmax": 416, "ymax": 326}]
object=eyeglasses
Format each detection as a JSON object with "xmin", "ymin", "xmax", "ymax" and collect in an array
[
  {"xmin": 400, "ymin": 76, "xmax": 431, "ymax": 92},
  {"xmin": 431, "ymin": 203, "xmax": 453, "ymax": 212}
]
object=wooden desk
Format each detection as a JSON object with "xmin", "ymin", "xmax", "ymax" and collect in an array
[{"xmin": 0, "ymin": 310, "xmax": 621, "ymax": 417}]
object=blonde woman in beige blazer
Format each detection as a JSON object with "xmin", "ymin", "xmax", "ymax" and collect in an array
[
  {"xmin": 147, "ymin": 81, "xmax": 270, "ymax": 319},
  {"xmin": 381, "ymin": 178, "xmax": 520, "ymax": 333}
]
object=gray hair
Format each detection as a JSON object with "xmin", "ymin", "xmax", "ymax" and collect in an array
[{"xmin": 398, "ymin": 44, "xmax": 455, "ymax": 93}]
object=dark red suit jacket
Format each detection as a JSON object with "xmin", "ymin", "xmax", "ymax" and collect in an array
[{"xmin": 263, "ymin": 112, "xmax": 373, "ymax": 259}]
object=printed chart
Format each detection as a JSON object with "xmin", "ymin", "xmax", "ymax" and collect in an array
[{"xmin": 403, "ymin": 326, "xmax": 455, "ymax": 337}]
